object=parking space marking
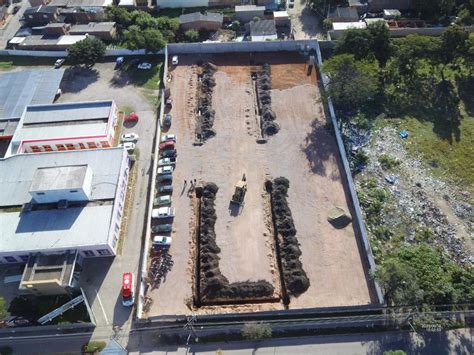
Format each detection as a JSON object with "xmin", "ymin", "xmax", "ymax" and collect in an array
[{"xmin": 95, "ymin": 289, "xmax": 110, "ymax": 325}]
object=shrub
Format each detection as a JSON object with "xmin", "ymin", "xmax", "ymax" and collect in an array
[
  {"xmin": 184, "ymin": 29, "xmax": 199, "ymax": 43},
  {"xmin": 241, "ymin": 322, "xmax": 272, "ymax": 340},
  {"xmin": 68, "ymin": 37, "xmax": 106, "ymax": 66},
  {"xmin": 379, "ymin": 154, "xmax": 400, "ymax": 170},
  {"xmin": 83, "ymin": 341, "xmax": 106, "ymax": 354}
]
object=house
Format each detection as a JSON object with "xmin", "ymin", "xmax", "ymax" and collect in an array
[
  {"xmin": 59, "ymin": 7, "xmax": 106, "ymax": 23},
  {"xmin": 0, "ymin": 147, "xmax": 130, "ymax": 263},
  {"xmin": 22, "ymin": 5, "xmax": 60, "ymax": 26},
  {"xmin": 179, "ymin": 12, "xmax": 223, "ymax": 32},
  {"xmin": 156, "ymin": 0, "xmax": 209, "ymax": 8},
  {"xmin": 44, "ymin": 22, "xmax": 71, "ymax": 36},
  {"xmin": 29, "ymin": 0, "xmax": 52, "ymax": 7},
  {"xmin": 368, "ymin": 0, "xmax": 412, "ymax": 12},
  {"xmin": 235, "ymin": 5, "xmax": 265, "ymax": 23},
  {"xmin": 250, "ymin": 19, "xmax": 277, "ymax": 41},
  {"xmin": 6, "ymin": 100, "xmax": 118, "ymax": 156},
  {"xmin": 70, "ymin": 22, "xmax": 116, "ymax": 40},
  {"xmin": 348, "ymin": 0, "xmax": 369, "ymax": 15},
  {"xmin": 0, "ymin": 69, "xmax": 65, "ymax": 140},
  {"xmin": 17, "ymin": 34, "xmax": 88, "ymax": 50},
  {"xmin": 328, "ymin": 6, "xmax": 359, "ymax": 22}
]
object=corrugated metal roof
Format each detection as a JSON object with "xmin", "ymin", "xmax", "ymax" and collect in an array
[
  {"xmin": 0, "ymin": 148, "xmax": 125, "ymax": 206},
  {"xmin": 250, "ymin": 20, "xmax": 277, "ymax": 36},
  {"xmin": 179, "ymin": 12, "xmax": 223, "ymax": 24},
  {"xmin": 70, "ymin": 22, "xmax": 116, "ymax": 33},
  {"xmin": 23, "ymin": 100, "xmax": 113, "ymax": 125},
  {"xmin": 0, "ymin": 69, "xmax": 65, "ymax": 121}
]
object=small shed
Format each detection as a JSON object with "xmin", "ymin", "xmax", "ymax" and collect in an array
[
  {"xmin": 328, "ymin": 6, "xmax": 359, "ymax": 22},
  {"xmin": 235, "ymin": 5, "xmax": 265, "ymax": 23},
  {"xmin": 179, "ymin": 12, "xmax": 223, "ymax": 31},
  {"xmin": 250, "ymin": 19, "xmax": 277, "ymax": 42}
]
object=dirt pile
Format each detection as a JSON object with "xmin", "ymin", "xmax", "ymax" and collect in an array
[
  {"xmin": 199, "ymin": 183, "xmax": 274, "ymax": 302},
  {"xmin": 197, "ymin": 63, "xmax": 218, "ymax": 141},
  {"xmin": 257, "ymin": 63, "xmax": 280, "ymax": 136},
  {"xmin": 270, "ymin": 177, "xmax": 310, "ymax": 296}
]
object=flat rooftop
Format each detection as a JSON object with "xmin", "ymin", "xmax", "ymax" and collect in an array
[
  {"xmin": 0, "ymin": 148, "xmax": 125, "ymax": 207},
  {"xmin": 20, "ymin": 251, "xmax": 77, "ymax": 286},
  {"xmin": 30, "ymin": 165, "xmax": 89, "ymax": 192},
  {"xmin": 0, "ymin": 69, "xmax": 65, "ymax": 122}
]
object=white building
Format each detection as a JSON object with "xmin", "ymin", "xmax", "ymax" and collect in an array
[
  {"xmin": 0, "ymin": 148, "xmax": 130, "ymax": 263},
  {"xmin": 6, "ymin": 100, "xmax": 118, "ymax": 156}
]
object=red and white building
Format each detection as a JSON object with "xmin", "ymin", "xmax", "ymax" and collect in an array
[{"xmin": 6, "ymin": 100, "xmax": 118, "ymax": 157}]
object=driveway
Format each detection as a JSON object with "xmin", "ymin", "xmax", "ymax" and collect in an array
[
  {"xmin": 57, "ymin": 62, "xmax": 158, "ymax": 339},
  {"xmin": 288, "ymin": 0, "xmax": 324, "ymax": 40}
]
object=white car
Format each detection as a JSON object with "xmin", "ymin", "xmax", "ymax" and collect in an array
[
  {"xmin": 158, "ymin": 157, "xmax": 176, "ymax": 166},
  {"xmin": 121, "ymin": 133, "xmax": 139, "ymax": 142},
  {"xmin": 160, "ymin": 134, "xmax": 177, "ymax": 143},
  {"xmin": 153, "ymin": 235, "xmax": 172, "ymax": 247},
  {"xmin": 152, "ymin": 207, "xmax": 175, "ymax": 219},
  {"xmin": 172, "ymin": 56, "xmax": 178, "ymax": 65},
  {"xmin": 157, "ymin": 166, "xmax": 174, "ymax": 175},
  {"xmin": 137, "ymin": 62, "xmax": 152, "ymax": 70},
  {"xmin": 119, "ymin": 142, "xmax": 136, "ymax": 151},
  {"xmin": 54, "ymin": 59, "xmax": 65, "ymax": 68}
]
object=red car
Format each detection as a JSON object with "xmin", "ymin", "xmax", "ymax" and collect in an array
[
  {"xmin": 124, "ymin": 112, "xmax": 139, "ymax": 123},
  {"xmin": 159, "ymin": 141, "xmax": 175, "ymax": 150}
]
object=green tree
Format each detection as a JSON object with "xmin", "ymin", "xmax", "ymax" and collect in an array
[
  {"xmin": 105, "ymin": 6, "xmax": 131, "ymax": 26},
  {"xmin": 334, "ymin": 28, "xmax": 372, "ymax": 60},
  {"xmin": 122, "ymin": 25, "xmax": 145, "ymax": 50},
  {"xmin": 435, "ymin": 25, "xmax": 469, "ymax": 80},
  {"xmin": 241, "ymin": 322, "xmax": 272, "ymax": 340},
  {"xmin": 367, "ymin": 21, "xmax": 392, "ymax": 67},
  {"xmin": 230, "ymin": 20, "xmax": 241, "ymax": 31},
  {"xmin": 184, "ymin": 29, "xmax": 199, "ymax": 43},
  {"xmin": 0, "ymin": 296, "xmax": 6, "ymax": 319},
  {"xmin": 68, "ymin": 37, "xmax": 106, "ymax": 66},
  {"xmin": 143, "ymin": 29, "xmax": 166, "ymax": 53},
  {"xmin": 323, "ymin": 54, "xmax": 379, "ymax": 119}
]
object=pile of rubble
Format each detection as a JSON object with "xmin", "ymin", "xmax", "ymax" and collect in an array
[
  {"xmin": 270, "ymin": 177, "xmax": 310, "ymax": 296},
  {"xmin": 256, "ymin": 63, "xmax": 279, "ymax": 136},
  {"xmin": 199, "ymin": 183, "xmax": 274, "ymax": 302},
  {"xmin": 197, "ymin": 63, "xmax": 218, "ymax": 142}
]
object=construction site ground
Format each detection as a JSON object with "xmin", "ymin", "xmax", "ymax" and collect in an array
[{"xmin": 146, "ymin": 53, "xmax": 375, "ymax": 318}]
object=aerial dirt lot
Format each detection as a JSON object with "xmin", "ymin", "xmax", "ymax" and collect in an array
[{"xmin": 148, "ymin": 53, "xmax": 374, "ymax": 317}]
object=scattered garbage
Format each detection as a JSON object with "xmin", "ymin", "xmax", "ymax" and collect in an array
[
  {"xmin": 399, "ymin": 130, "xmax": 409, "ymax": 138},
  {"xmin": 385, "ymin": 175, "xmax": 397, "ymax": 184}
]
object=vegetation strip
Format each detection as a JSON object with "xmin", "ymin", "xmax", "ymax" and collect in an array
[
  {"xmin": 256, "ymin": 63, "xmax": 280, "ymax": 136},
  {"xmin": 196, "ymin": 63, "xmax": 218, "ymax": 142}
]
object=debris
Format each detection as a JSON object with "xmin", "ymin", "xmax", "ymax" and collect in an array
[
  {"xmin": 327, "ymin": 207, "xmax": 352, "ymax": 228},
  {"xmin": 385, "ymin": 175, "xmax": 397, "ymax": 184},
  {"xmin": 399, "ymin": 130, "xmax": 409, "ymax": 138}
]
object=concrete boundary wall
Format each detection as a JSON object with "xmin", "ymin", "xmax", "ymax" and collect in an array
[{"xmin": 314, "ymin": 42, "xmax": 384, "ymax": 305}]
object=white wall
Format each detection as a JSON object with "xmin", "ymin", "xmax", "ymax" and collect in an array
[{"xmin": 156, "ymin": 0, "xmax": 208, "ymax": 8}]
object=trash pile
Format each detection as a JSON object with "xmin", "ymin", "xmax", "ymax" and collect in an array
[
  {"xmin": 199, "ymin": 183, "xmax": 274, "ymax": 302},
  {"xmin": 197, "ymin": 63, "xmax": 217, "ymax": 142},
  {"xmin": 256, "ymin": 63, "xmax": 279, "ymax": 136},
  {"xmin": 270, "ymin": 177, "xmax": 310, "ymax": 296}
]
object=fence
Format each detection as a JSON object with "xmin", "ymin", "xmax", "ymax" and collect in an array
[{"xmin": 314, "ymin": 42, "xmax": 384, "ymax": 305}]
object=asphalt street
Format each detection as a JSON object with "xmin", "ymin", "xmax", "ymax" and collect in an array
[{"xmin": 0, "ymin": 0, "xmax": 28, "ymax": 49}]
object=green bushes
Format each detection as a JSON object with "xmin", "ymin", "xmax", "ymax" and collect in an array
[
  {"xmin": 199, "ymin": 183, "xmax": 274, "ymax": 302},
  {"xmin": 83, "ymin": 341, "xmax": 106, "ymax": 354},
  {"xmin": 270, "ymin": 177, "xmax": 310, "ymax": 296},
  {"xmin": 378, "ymin": 154, "xmax": 400, "ymax": 170}
]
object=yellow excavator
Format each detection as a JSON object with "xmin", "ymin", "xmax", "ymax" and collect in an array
[{"xmin": 231, "ymin": 174, "xmax": 247, "ymax": 206}]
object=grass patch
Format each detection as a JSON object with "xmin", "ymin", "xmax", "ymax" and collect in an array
[
  {"xmin": 0, "ymin": 61, "xmax": 13, "ymax": 71},
  {"xmin": 83, "ymin": 341, "xmax": 106, "ymax": 353},
  {"xmin": 124, "ymin": 59, "xmax": 162, "ymax": 108},
  {"xmin": 385, "ymin": 116, "xmax": 474, "ymax": 194}
]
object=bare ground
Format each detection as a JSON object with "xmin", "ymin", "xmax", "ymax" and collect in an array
[{"xmin": 147, "ymin": 57, "xmax": 375, "ymax": 317}]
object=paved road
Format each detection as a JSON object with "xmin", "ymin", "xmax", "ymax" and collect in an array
[
  {"xmin": 0, "ymin": 0, "xmax": 28, "ymax": 49},
  {"xmin": 288, "ymin": 0, "xmax": 324, "ymax": 40}
]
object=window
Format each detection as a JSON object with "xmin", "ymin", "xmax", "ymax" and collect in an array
[
  {"xmin": 69, "ymin": 190, "xmax": 78, "ymax": 193},
  {"xmin": 114, "ymin": 222, "xmax": 120, "ymax": 233},
  {"xmin": 4, "ymin": 256, "xmax": 17, "ymax": 263},
  {"xmin": 97, "ymin": 249, "xmax": 111, "ymax": 256},
  {"xmin": 78, "ymin": 143, "xmax": 86, "ymax": 149},
  {"xmin": 43, "ymin": 145, "xmax": 53, "ymax": 152},
  {"xmin": 83, "ymin": 250, "xmax": 95, "ymax": 257},
  {"xmin": 36, "ymin": 192, "xmax": 45, "ymax": 195},
  {"xmin": 30, "ymin": 145, "xmax": 41, "ymax": 152},
  {"xmin": 65, "ymin": 143, "xmax": 75, "ymax": 150},
  {"xmin": 100, "ymin": 141, "xmax": 110, "ymax": 148},
  {"xmin": 56, "ymin": 144, "xmax": 66, "ymax": 151},
  {"xmin": 87, "ymin": 142, "xmax": 97, "ymax": 149},
  {"xmin": 19, "ymin": 255, "xmax": 29, "ymax": 262},
  {"xmin": 112, "ymin": 237, "xmax": 118, "ymax": 248}
]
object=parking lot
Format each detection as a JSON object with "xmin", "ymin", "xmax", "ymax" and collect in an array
[{"xmin": 145, "ymin": 53, "xmax": 375, "ymax": 317}]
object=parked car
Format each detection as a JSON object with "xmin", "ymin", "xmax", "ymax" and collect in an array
[
  {"xmin": 158, "ymin": 185, "xmax": 173, "ymax": 194},
  {"xmin": 6, "ymin": 317, "xmax": 31, "ymax": 327},
  {"xmin": 138, "ymin": 62, "xmax": 152, "ymax": 70},
  {"xmin": 157, "ymin": 174, "xmax": 173, "ymax": 183},
  {"xmin": 158, "ymin": 157, "xmax": 176, "ymax": 166},
  {"xmin": 159, "ymin": 140, "xmax": 175, "ymax": 150},
  {"xmin": 116, "ymin": 56, "xmax": 124, "ymax": 67},
  {"xmin": 54, "ymin": 59, "xmax": 65, "ymax": 69},
  {"xmin": 172, "ymin": 55, "xmax": 179, "ymax": 65},
  {"xmin": 121, "ymin": 133, "xmax": 139, "ymax": 142},
  {"xmin": 124, "ymin": 112, "xmax": 139, "ymax": 123},
  {"xmin": 151, "ymin": 223, "xmax": 172, "ymax": 233},
  {"xmin": 151, "ymin": 207, "xmax": 175, "ymax": 219},
  {"xmin": 160, "ymin": 149, "xmax": 177, "ymax": 158},
  {"xmin": 152, "ymin": 235, "xmax": 172, "ymax": 247},
  {"xmin": 157, "ymin": 166, "xmax": 173, "ymax": 175},
  {"xmin": 165, "ymin": 97, "xmax": 173, "ymax": 108},
  {"xmin": 164, "ymin": 114, "xmax": 172, "ymax": 127},
  {"xmin": 154, "ymin": 195, "xmax": 172, "ymax": 206},
  {"xmin": 161, "ymin": 134, "xmax": 177, "ymax": 143},
  {"xmin": 119, "ymin": 142, "xmax": 136, "ymax": 152},
  {"xmin": 121, "ymin": 272, "xmax": 135, "ymax": 307}
]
